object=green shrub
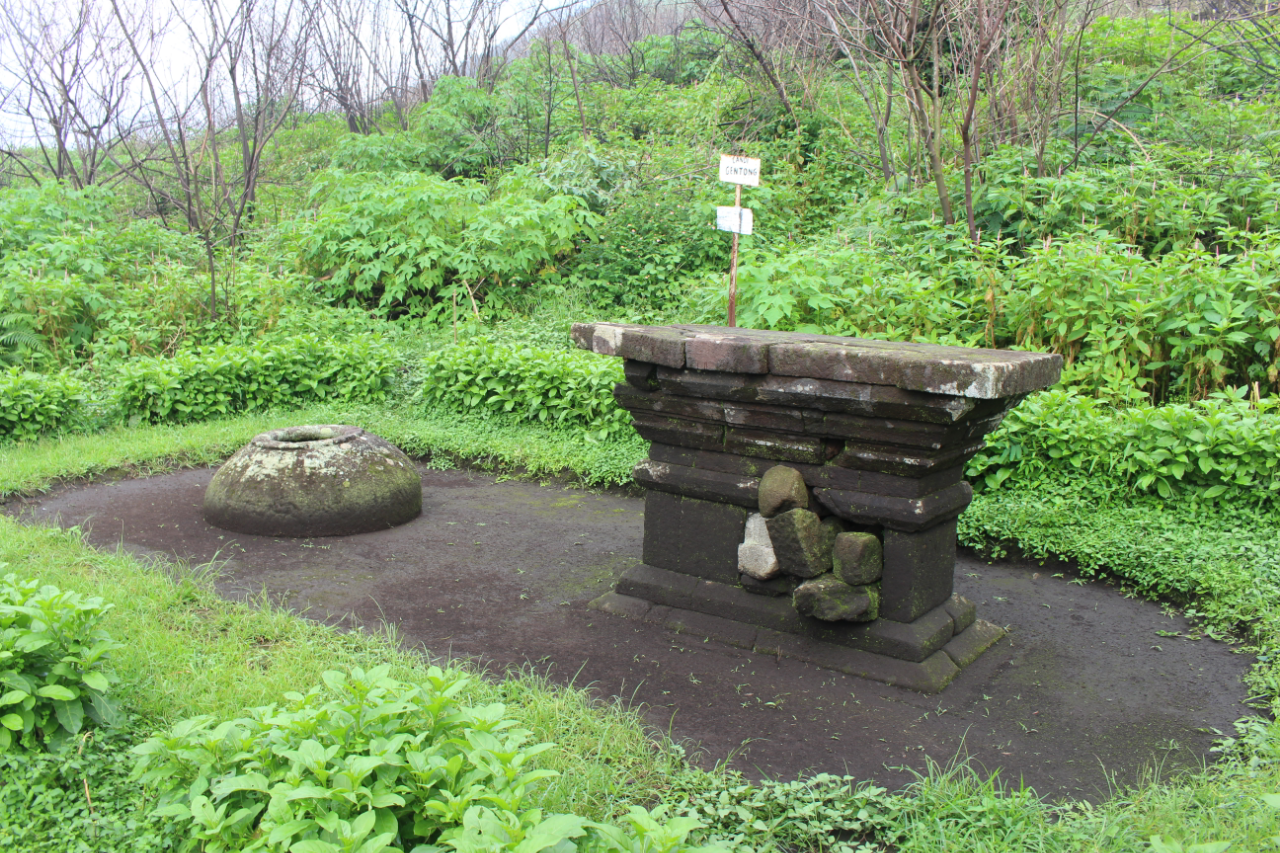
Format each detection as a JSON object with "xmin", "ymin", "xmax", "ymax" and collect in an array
[
  {"xmin": 0, "ymin": 184, "xmax": 114, "ymax": 258},
  {"xmin": 711, "ymin": 223, "xmax": 1280, "ymax": 402},
  {"xmin": 0, "ymin": 571, "xmax": 122, "ymax": 751},
  {"xmin": 297, "ymin": 170, "xmax": 598, "ymax": 319},
  {"xmin": 0, "ymin": 367, "xmax": 84, "ymax": 442},
  {"xmin": 417, "ymin": 343, "xmax": 631, "ymax": 441},
  {"xmin": 134, "ymin": 665, "xmax": 718, "ymax": 853},
  {"xmin": 114, "ymin": 335, "xmax": 397, "ymax": 425},
  {"xmin": 968, "ymin": 389, "xmax": 1280, "ymax": 504},
  {"xmin": 565, "ymin": 178, "xmax": 730, "ymax": 309}
]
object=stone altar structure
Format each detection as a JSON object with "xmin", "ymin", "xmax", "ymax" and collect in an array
[{"xmin": 574, "ymin": 323, "xmax": 1062, "ymax": 692}]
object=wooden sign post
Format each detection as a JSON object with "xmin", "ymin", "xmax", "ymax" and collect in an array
[{"xmin": 717, "ymin": 154, "xmax": 760, "ymax": 327}]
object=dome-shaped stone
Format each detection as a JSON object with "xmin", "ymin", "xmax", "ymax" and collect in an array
[{"xmin": 203, "ymin": 425, "xmax": 422, "ymax": 537}]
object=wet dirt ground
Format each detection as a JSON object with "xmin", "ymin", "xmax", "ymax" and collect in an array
[{"xmin": 8, "ymin": 465, "xmax": 1255, "ymax": 799}]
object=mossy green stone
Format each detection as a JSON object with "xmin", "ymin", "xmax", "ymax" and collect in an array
[
  {"xmin": 833, "ymin": 532, "xmax": 884, "ymax": 585},
  {"xmin": 765, "ymin": 507, "xmax": 833, "ymax": 578},
  {"xmin": 758, "ymin": 465, "xmax": 809, "ymax": 517},
  {"xmin": 203, "ymin": 425, "xmax": 422, "ymax": 537},
  {"xmin": 793, "ymin": 575, "xmax": 880, "ymax": 622}
]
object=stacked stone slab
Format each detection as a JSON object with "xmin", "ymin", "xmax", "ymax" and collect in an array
[{"xmin": 577, "ymin": 323, "xmax": 1061, "ymax": 692}]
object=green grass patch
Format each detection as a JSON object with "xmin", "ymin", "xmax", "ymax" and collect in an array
[
  {"xmin": 0, "ymin": 517, "xmax": 680, "ymax": 850},
  {"xmin": 0, "ymin": 401, "xmax": 647, "ymax": 500}
]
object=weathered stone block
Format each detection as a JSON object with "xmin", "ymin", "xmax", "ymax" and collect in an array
[
  {"xmin": 724, "ymin": 428, "xmax": 832, "ymax": 464},
  {"xmin": 793, "ymin": 575, "xmax": 879, "ymax": 622},
  {"xmin": 617, "ymin": 327, "xmax": 686, "ymax": 368},
  {"xmin": 756, "ymin": 375, "xmax": 980, "ymax": 423},
  {"xmin": 789, "ymin": 641, "xmax": 961, "ymax": 694},
  {"xmin": 624, "ymin": 360, "xmax": 659, "ymax": 391},
  {"xmin": 630, "ymin": 412, "xmax": 725, "ymax": 452},
  {"xmin": 617, "ymin": 566, "xmax": 954, "ymax": 663},
  {"xmin": 765, "ymin": 508, "xmax": 836, "ymax": 578},
  {"xmin": 614, "ymin": 384, "xmax": 725, "ymax": 422},
  {"xmin": 814, "ymin": 481, "xmax": 973, "ymax": 532},
  {"xmin": 656, "ymin": 367, "xmax": 761, "ymax": 402},
  {"xmin": 724, "ymin": 402, "xmax": 806, "ymax": 432},
  {"xmin": 647, "ymin": 443, "xmax": 964, "ymax": 498},
  {"xmin": 768, "ymin": 337, "xmax": 1062, "ymax": 399},
  {"xmin": 881, "ymin": 520, "xmax": 958, "ymax": 622},
  {"xmin": 633, "ymin": 459, "xmax": 759, "ymax": 508},
  {"xmin": 852, "ymin": 604, "xmax": 955, "ymax": 661},
  {"xmin": 737, "ymin": 513, "xmax": 779, "ymax": 579},
  {"xmin": 683, "ymin": 332, "xmax": 771, "ymax": 374},
  {"xmin": 614, "ymin": 563, "xmax": 698, "ymax": 610},
  {"xmin": 944, "ymin": 593, "xmax": 977, "ymax": 634},
  {"xmin": 691, "ymin": 576, "xmax": 804, "ymax": 632},
  {"xmin": 642, "ymin": 491, "xmax": 746, "ymax": 583},
  {"xmin": 758, "ymin": 465, "xmax": 808, "ymax": 518},
  {"xmin": 830, "ymin": 440, "xmax": 986, "ymax": 477},
  {"xmin": 943, "ymin": 619, "xmax": 1005, "ymax": 668},
  {"xmin": 833, "ymin": 532, "xmax": 883, "ymax": 585}
]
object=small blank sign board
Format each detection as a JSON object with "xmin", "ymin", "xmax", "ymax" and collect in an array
[
  {"xmin": 719, "ymin": 155, "xmax": 761, "ymax": 186},
  {"xmin": 716, "ymin": 206, "xmax": 753, "ymax": 235}
]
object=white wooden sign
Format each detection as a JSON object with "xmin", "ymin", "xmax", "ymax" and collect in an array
[
  {"xmin": 719, "ymin": 155, "xmax": 761, "ymax": 186},
  {"xmin": 716, "ymin": 205, "xmax": 754, "ymax": 235}
]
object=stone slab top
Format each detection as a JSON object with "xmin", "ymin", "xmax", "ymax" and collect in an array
[{"xmin": 572, "ymin": 322, "xmax": 1062, "ymax": 400}]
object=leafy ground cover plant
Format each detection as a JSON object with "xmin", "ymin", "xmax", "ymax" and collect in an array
[
  {"xmin": 113, "ymin": 335, "xmax": 398, "ymax": 425},
  {"xmin": 416, "ymin": 343, "xmax": 631, "ymax": 442},
  {"xmin": 967, "ymin": 389, "xmax": 1280, "ymax": 503},
  {"xmin": 135, "ymin": 664, "xmax": 721, "ymax": 853},
  {"xmin": 670, "ymin": 768, "xmax": 902, "ymax": 852},
  {"xmin": 0, "ymin": 723, "xmax": 174, "ymax": 851},
  {"xmin": 0, "ymin": 367, "xmax": 84, "ymax": 443},
  {"xmin": 0, "ymin": 570, "xmax": 122, "ymax": 751}
]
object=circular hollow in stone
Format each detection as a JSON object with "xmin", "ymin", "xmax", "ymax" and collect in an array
[{"xmin": 203, "ymin": 425, "xmax": 422, "ymax": 537}]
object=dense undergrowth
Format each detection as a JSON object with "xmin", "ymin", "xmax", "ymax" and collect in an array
[{"xmin": 3, "ymin": 6, "xmax": 1280, "ymax": 851}]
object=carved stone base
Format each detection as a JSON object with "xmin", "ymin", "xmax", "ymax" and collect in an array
[{"xmin": 593, "ymin": 563, "xmax": 1004, "ymax": 693}]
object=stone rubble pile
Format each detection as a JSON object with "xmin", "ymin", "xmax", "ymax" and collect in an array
[{"xmin": 739, "ymin": 463, "xmax": 883, "ymax": 623}]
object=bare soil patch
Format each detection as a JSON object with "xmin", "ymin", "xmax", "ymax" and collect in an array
[{"xmin": 8, "ymin": 466, "xmax": 1254, "ymax": 799}]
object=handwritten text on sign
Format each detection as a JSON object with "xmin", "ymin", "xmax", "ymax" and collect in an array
[
  {"xmin": 719, "ymin": 155, "xmax": 761, "ymax": 186},
  {"xmin": 716, "ymin": 206, "xmax": 754, "ymax": 235}
]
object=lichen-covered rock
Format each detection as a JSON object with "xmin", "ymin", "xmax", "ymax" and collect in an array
[
  {"xmin": 204, "ymin": 425, "xmax": 422, "ymax": 537},
  {"xmin": 738, "ymin": 513, "xmax": 780, "ymax": 579},
  {"xmin": 758, "ymin": 465, "xmax": 808, "ymax": 518},
  {"xmin": 833, "ymin": 532, "xmax": 884, "ymax": 585},
  {"xmin": 765, "ymin": 508, "xmax": 835, "ymax": 578},
  {"xmin": 793, "ymin": 575, "xmax": 880, "ymax": 622}
]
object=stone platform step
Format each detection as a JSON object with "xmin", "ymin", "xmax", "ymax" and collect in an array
[{"xmin": 589, "ymin": 590, "xmax": 1003, "ymax": 694}]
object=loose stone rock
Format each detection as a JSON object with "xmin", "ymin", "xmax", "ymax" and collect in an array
[
  {"xmin": 765, "ymin": 508, "xmax": 835, "ymax": 578},
  {"xmin": 738, "ymin": 513, "xmax": 780, "ymax": 580},
  {"xmin": 833, "ymin": 532, "xmax": 884, "ymax": 585},
  {"xmin": 793, "ymin": 575, "xmax": 880, "ymax": 622},
  {"xmin": 758, "ymin": 465, "xmax": 808, "ymax": 518}
]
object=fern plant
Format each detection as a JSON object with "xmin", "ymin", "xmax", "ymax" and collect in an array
[{"xmin": 0, "ymin": 312, "xmax": 45, "ymax": 365}]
